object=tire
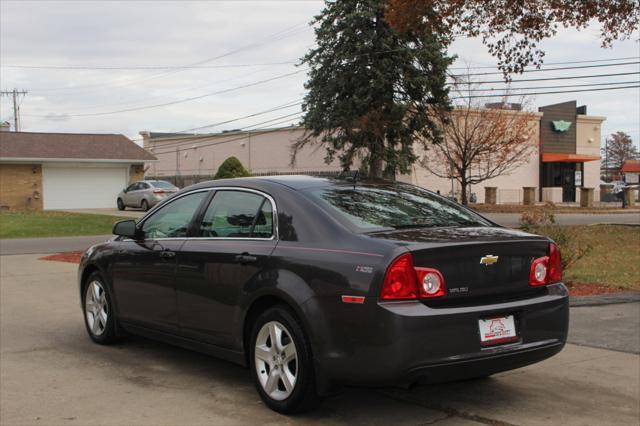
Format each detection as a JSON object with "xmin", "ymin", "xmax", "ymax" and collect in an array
[
  {"xmin": 82, "ymin": 272, "xmax": 118, "ymax": 345},
  {"xmin": 117, "ymin": 198, "xmax": 125, "ymax": 211},
  {"xmin": 141, "ymin": 199, "xmax": 149, "ymax": 211},
  {"xmin": 249, "ymin": 306, "xmax": 319, "ymax": 414}
]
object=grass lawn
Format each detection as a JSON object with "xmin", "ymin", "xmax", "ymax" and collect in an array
[
  {"xmin": 0, "ymin": 211, "xmax": 131, "ymax": 239},
  {"xmin": 532, "ymin": 225, "xmax": 640, "ymax": 291}
]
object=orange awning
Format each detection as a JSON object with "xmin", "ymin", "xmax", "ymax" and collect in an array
[{"xmin": 541, "ymin": 153, "xmax": 601, "ymax": 163}]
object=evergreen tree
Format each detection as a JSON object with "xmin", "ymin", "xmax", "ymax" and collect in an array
[
  {"xmin": 295, "ymin": 0, "xmax": 452, "ymax": 179},
  {"xmin": 214, "ymin": 156, "xmax": 250, "ymax": 179}
]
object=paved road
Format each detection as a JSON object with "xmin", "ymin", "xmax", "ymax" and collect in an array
[
  {"xmin": 569, "ymin": 302, "xmax": 640, "ymax": 354},
  {"xmin": 0, "ymin": 235, "xmax": 112, "ymax": 255},
  {"xmin": 1, "ymin": 254, "xmax": 638, "ymax": 426}
]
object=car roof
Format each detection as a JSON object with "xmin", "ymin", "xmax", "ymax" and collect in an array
[{"xmin": 187, "ymin": 175, "xmax": 401, "ymax": 191}]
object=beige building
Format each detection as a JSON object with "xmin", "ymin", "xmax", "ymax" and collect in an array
[{"xmin": 143, "ymin": 100, "xmax": 605, "ymax": 204}]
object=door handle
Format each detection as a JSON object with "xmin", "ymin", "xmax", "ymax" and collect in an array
[
  {"xmin": 235, "ymin": 253, "xmax": 257, "ymax": 264},
  {"xmin": 160, "ymin": 250, "xmax": 176, "ymax": 259}
]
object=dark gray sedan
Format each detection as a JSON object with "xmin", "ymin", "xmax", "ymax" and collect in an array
[{"xmin": 81, "ymin": 176, "xmax": 568, "ymax": 413}]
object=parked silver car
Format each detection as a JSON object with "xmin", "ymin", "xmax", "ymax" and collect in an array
[{"xmin": 116, "ymin": 180, "xmax": 178, "ymax": 211}]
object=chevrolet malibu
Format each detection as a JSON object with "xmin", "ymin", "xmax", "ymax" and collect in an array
[{"xmin": 79, "ymin": 175, "xmax": 569, "ymax": 413}]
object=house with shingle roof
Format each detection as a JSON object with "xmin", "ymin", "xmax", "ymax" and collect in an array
[{"xmin": 0, "ymin": 130, "xmax": 156, "ymax": 210}]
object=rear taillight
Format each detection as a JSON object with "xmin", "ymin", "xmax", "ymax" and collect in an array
[
  {"xmin": 380, "ymin": 253, "xmax": 446, "ymax": 300},
  {"xmin": 548, "ymin": 242, "xmax": 562, "ymax": 283},
  {"xmin": 529, "ymin": 243, "xmax": 562, "ymax": 287},
  {"xmin": 415, "ymin": 268, "xmax": 446, "ymax": 298},
  {"xmin": 380, "ymin": 253, "xmax": 418, "ymax": 300},
  {"xmin": 153, "ymin": 189, "xmax": 166, "ymax": 194}
]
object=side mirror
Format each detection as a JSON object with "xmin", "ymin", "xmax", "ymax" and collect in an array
[{"xmin": 113, "ymin": 220, "xmax": 139, "ymax": 239}]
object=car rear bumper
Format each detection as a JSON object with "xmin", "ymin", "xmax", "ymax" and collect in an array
[{"xmin": 314, "ymin": 283, "xmax": 569, "ymax": 387}]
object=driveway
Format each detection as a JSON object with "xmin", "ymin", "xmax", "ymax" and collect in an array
[{"xmin": 1, "ymin": 254, "xmax": 638, "ymax": 426}]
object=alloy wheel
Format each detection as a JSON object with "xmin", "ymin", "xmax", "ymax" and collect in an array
[
  {"xmin": 254, "ymin": 321, "xmax": 298, "ymax": 401},
  {"xmin": 85, "ymin": 280, "xmax": 108, "ymax": 336}
]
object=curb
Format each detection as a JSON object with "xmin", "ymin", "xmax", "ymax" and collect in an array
[{"xmin": 570, "ymin": 292, "xmax": 640, "ymax": 307}]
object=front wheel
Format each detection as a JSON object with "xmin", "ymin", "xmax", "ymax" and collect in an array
[
  {"xmin": 141, "ymin": 199, "xmax": 149, "ymax": 211},
  {"xmin": 250, "ymin": 306, "xmax": 319, "ymax": 413},
  {"xmin": 117, "ymin": 198, "xmax": 125, "ymax": 211},
  {"xmin": 82, "ymin": 272, "xmax": 118, "ymax": 344}
]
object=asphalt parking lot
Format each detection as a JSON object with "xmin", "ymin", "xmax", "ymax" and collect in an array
[{"xmin": 1, "ymin": 254, "xmax": 639, "ymax": 426}]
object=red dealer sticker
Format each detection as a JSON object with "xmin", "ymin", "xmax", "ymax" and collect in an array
[{"xmin": 478, "ymin": 315, "xmax": 518, "ymax": 346}]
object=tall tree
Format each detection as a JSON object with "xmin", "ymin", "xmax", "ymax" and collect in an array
[
  {"xmin": 294, "ymin": 0, "xmax": 452, "ymax": 179},
  {"xmin": 602, "ymin": 131, "xmax": 639, "ymax": 174},
  {"xmin": 384, "ymin": 0, "xmax": 639, "ymax": 76},
  {"xmin": 422, "ymin": 82, "xmax": 538, "ymax": 205}
]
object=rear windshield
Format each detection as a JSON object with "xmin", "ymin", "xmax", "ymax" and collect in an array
[
  {"xmin": 149, "ymin": 180, "xmax": 176, "ymax": 189},
  {"xmin": 304, "ymin": 184, "xmax": 490, "ymax": 231}
]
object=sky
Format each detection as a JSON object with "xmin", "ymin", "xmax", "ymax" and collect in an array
[{"xmin": 1, "ymin": 0, "xmax": 639, "ymax": 149}]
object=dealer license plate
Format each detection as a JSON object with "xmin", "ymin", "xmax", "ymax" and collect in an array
[{"xmin": 478, "ymin": 315, "xmax": 518, "ymax": 345}]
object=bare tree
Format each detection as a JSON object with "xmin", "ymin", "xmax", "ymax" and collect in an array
[
  {"xmin": 422, "ymin": 82, "xmax": 538, "ymax": 205},
  {"xmin": 602, "ymin": 131, "xmax": 639, "ymax": 178}
]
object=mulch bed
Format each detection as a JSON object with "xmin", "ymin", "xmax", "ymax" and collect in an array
[
  {"xmin": 39, "ymin": 251, "xmax": 632, "ymax": 297},
  {"xmin": 565, "ymin": 281, "xmax": 628, "ymax": 297},
  {"xmin": 39, "ymin": 251, "xmax": 83, "ymax": 264}
]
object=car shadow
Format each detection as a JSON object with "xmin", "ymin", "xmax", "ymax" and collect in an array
[{"xmin": 73, "ymin": 329, "xmax": 521, "ymax": 423}]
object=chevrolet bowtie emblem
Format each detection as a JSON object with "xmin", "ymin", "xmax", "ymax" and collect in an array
[{"xmin": 480, "ymin": 255, "xmax": 499, "ymax": 266}]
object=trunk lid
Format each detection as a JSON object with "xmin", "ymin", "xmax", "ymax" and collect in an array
[{"xmin": 369, "ymin": 227, "xmax": 550, "ymax": 304}]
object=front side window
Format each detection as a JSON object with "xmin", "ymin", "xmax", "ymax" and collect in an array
[
  {"xmin": 305, "ymin": 184, "xmax": 490, "ymax": 232},
  {"xmin": 125, "ymin": 183, "xmax": 137, "ymax": 192},
  {"xmin": 199, "ymin": 190, "xmax": 273, "ymax": 238},
  {"xmin": 141, "ymin": 191, "xmax": 207, "ymax": 239}
]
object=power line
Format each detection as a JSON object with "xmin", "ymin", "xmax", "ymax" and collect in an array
[
  {"xmin": 457, "ymin": 80, "xmax": 639, "ymax": 92},
  {"xmin": 1, "ymin": 61, "xmax": 298, "ymax": 71},
  {"xmin": 149, "ymin": 83, "xmax": 639, "ymax": 154},
  {"xmin": 451, "ymin": 84, "xmax": 640, "ymax": 99},
  {"xmin": 23, "ymin": 23, "xmax": 310, "ymax": 93},
  {"xmin": 149, "ymin": 117, "xmax": 304, "ymax": 157},
  {"xmin": 449, "ymin": 61, "xmax": 640, "ymax": 78},
  {"xmin": 23, "ymin": 69, "xmax": 308, "ymax": 118},
  {"xmin": 452, "ymin": 71, "xmax": 640, "ymax": 85},
  {"xmin": 148, "ymin": 111, "xmax": 305, "ymax": 154},
  {"xmin": 448, "ymin": 56, "xmax": 640, "ymax": 70},
  {"xmin": 11, "ymin": 55, "xmax": 638, "ymax": 72}
]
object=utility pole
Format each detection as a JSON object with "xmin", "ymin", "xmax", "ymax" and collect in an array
[{"xmin": 0, "ymin": 89, "xmax": 28, "ymax": 131}]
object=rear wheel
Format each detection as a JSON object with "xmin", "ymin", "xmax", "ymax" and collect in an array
[
  {"xmin": 82, "ymin": 272, "xmax": 118, "ymax": 344},
  {"xmin": 117, "ymin": 198, "xmax": 125, "ymax": 211},
  {"xmin": 250, "ymin": 306, "xmax": 319, "ymax": 413},
  {"xmin": 141, "ymin": 199, "xmax": 149, "ymax": 211}
]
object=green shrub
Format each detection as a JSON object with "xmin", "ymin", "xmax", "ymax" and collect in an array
[{"xmin": 214, "ymin": 156, "xmax": 250, "ymax": 179}]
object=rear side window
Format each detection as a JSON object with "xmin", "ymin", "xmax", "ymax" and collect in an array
[
  {"xmin": 199, "ymin": 190, "xmax": 273, "ymax": 238},
  {"xmin": 305, "ymin": 184, "xmax": 490, "ymax": 231}
]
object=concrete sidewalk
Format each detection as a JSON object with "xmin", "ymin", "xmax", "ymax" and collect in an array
[{"xmin": 1, "ymin": 254, "xmax": 638, "ymax": 426}]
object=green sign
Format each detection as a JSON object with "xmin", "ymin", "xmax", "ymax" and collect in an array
[{"xmin": 551, "ymin": 120, "xmax": 572, "ymax": 132}]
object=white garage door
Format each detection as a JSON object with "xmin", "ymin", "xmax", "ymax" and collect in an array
[{"xmin": 43, "ymin": 165, "xmax": 128, "ymax": 210}]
